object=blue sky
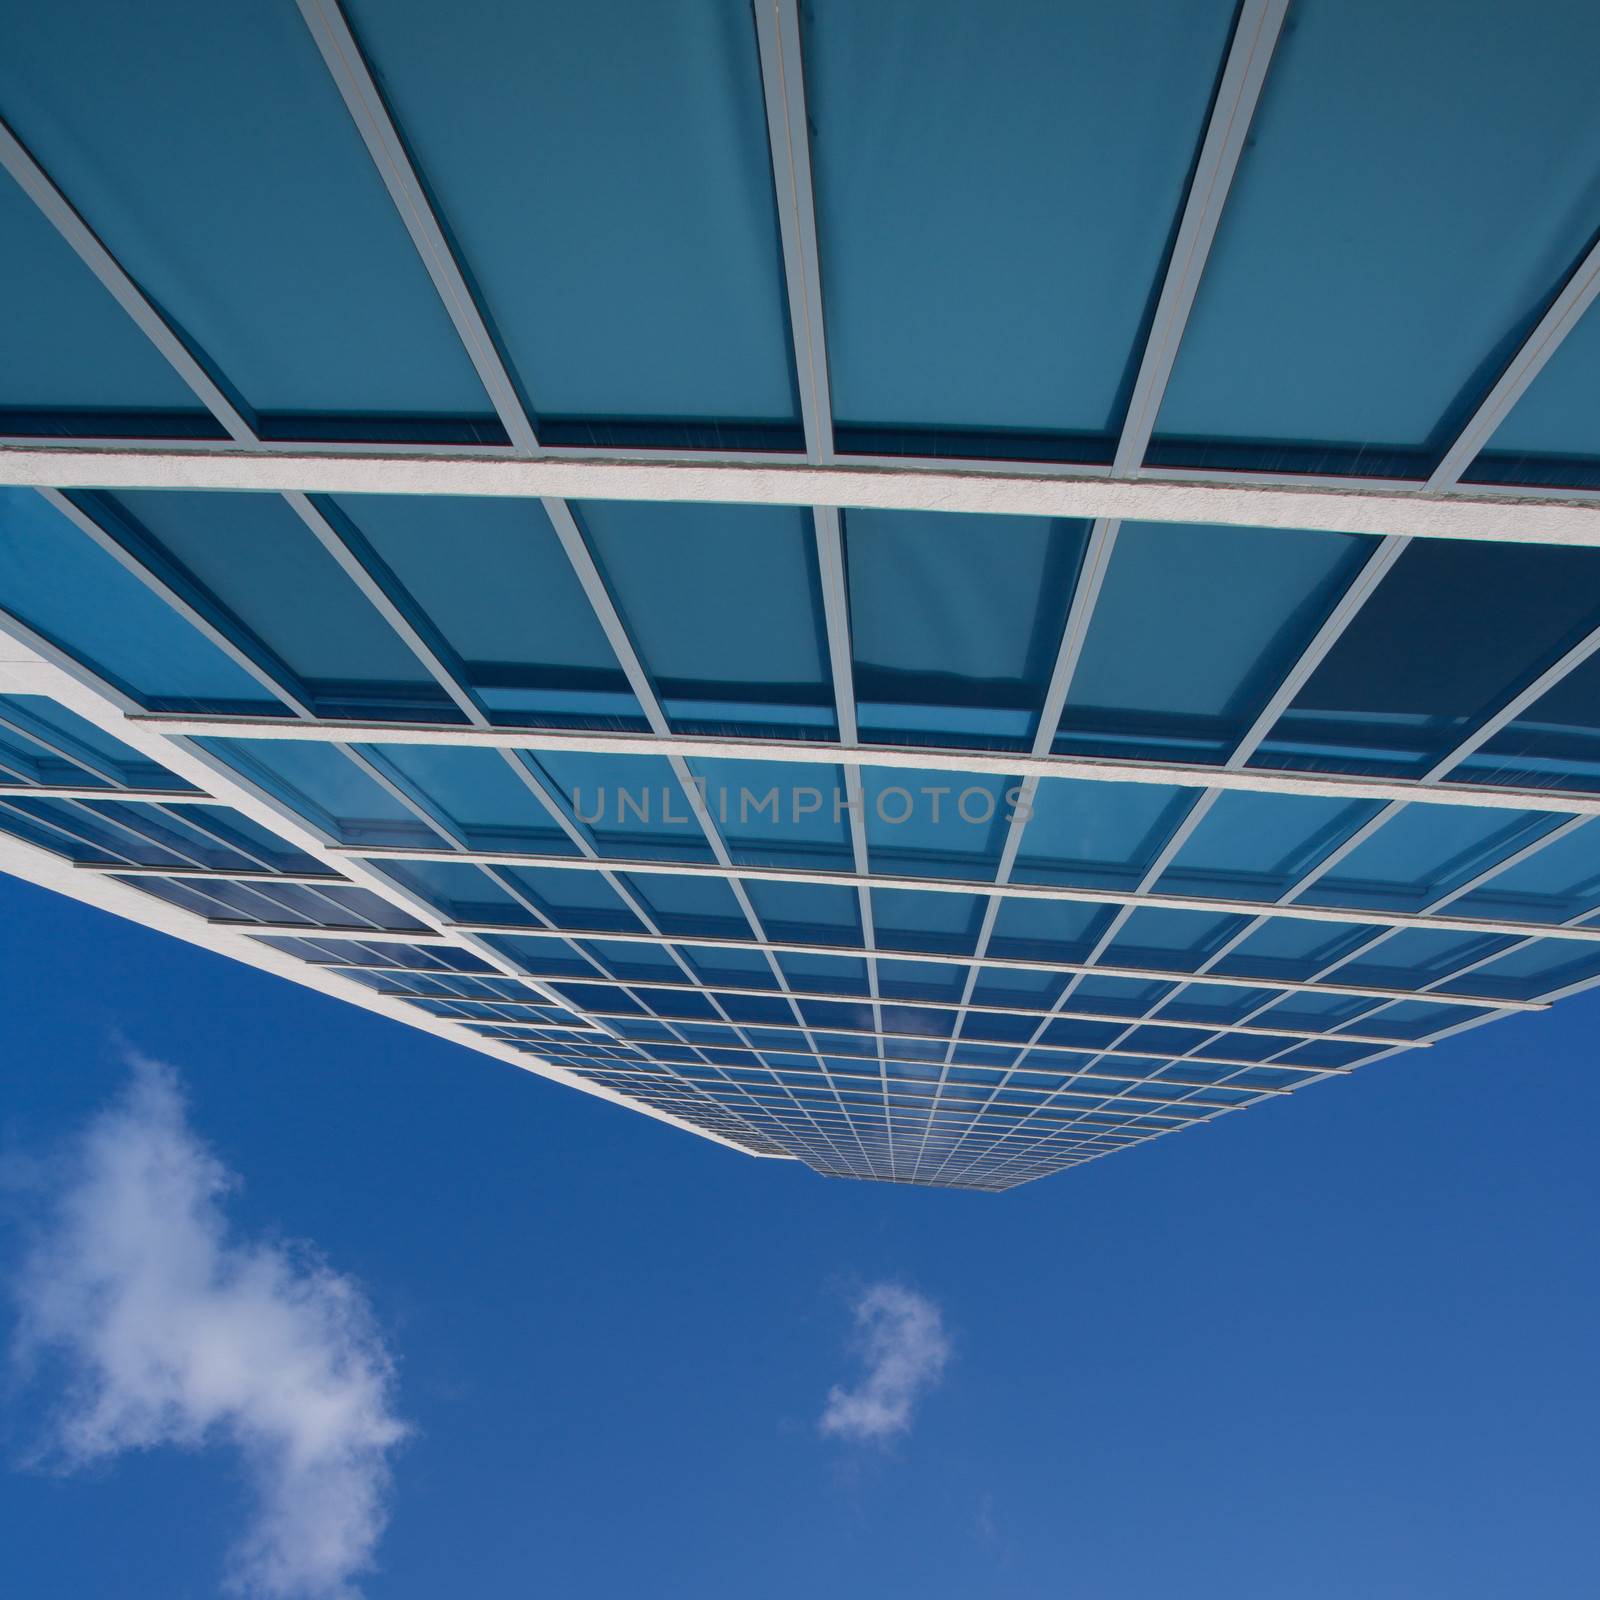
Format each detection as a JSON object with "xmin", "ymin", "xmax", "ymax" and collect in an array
[{"xmin": 3, "ymin": 869, "xmax": 1598, "ymax": 1599}]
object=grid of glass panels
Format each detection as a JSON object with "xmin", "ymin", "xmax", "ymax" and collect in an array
[
  {"xmin": 7, "ymin": 472, "xmax": 1600, "ymax": 1191},
  {"xmin": 3, "ymin": 0, "xmax": 1600, "ymax": 489}
]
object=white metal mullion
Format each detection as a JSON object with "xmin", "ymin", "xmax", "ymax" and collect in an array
[
  {"xmin": 753, "ymin": 0, "xmax": 833, "ymax": 463},
  {"xmin": 293, "ymin": 0, "xmax": 539, "ymax": 454},
  {"xmin": 1114, "ymin": 0, "xmax": 1290, "ymax": 470}
]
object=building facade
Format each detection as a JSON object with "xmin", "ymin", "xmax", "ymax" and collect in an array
[{"xmin": 3, "ymin": 1, "xmax": 1600, "ymax": 1189}]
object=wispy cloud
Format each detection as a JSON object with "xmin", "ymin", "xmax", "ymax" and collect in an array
[
  {"xmin": 9, "ymin": 1058, "xmax": 407, "ymax": 1599},
  {"xmin": 819, "ymin": 1283, "xmax": 950, "ymax": 1444}
]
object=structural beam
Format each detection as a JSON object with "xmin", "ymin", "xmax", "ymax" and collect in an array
[{"xmin": 6, "ymin": 444, "xmax": 1600, "ymax": 545}]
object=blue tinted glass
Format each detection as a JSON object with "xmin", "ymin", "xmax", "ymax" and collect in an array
[
  {"xmin": 1154, "ymin": 0, "xmax": 1600, "ymax": 462},
  {"xmin": 985, "ymin": 900, "xmax": 1108, "ymax": 964},
  {"xmin": 1256, "ymin": 540, "xmax": 1600, "ymax": 777},
  {"xmin": 616, "ymin": 872, "xmax": 750, "ymax": 940},
  {"xmin": 1452, "ymin": 820, "xmax": 1600, "ymax": 925},
  {"xmin": 362, "ymin": 745, "xmax": 577, "ymax": 855},
  {"xmin": 1477, "ymin": 296, "xmax": 1600, "ymax": 469},
  {"xmin": 0, "ymin": 489, "xmax": 282, "ymax": 712},
  {"xmin": 1160, "ymin": 982, "xmax": 1281, "ymax": 1027},
  {"xmin": 580, "ymin": 502, "xmax": 834, "ymax": 739},
  {"xmin": 862, "ymin": 767, "xmax": 1011, "ymax": 879},
  {"xmin": 1434, "ymin": 937, "xmax": 1600, "ymax": 1002},
  {"xmin": 1012, "ymin": 779, "xmax": 1189, "ymax": 889},
  {"xmin": 870, "ymin": 888, "xmax": 986, "ymax": 955},
  {"xmin": 343, "ymin": 0, "xmax": 796, "ymax": 436},
  {"xmin": 352, "ymin": 860, "xmax": 528, "ymax": 925},
  {"xmin": 1301, "ymin": 806, "xmax": 1561, "ymax": 915},
  {"xmin": 1102, "ymin": 907, "xmax": 1250, "ymax": 971},
  {"xmin": 526, "ymin": 752, "xmax": 714, "ymax": 863},
  {"xmin": 338, "ymin": 496, "xmax": 645, "ymax": 729},
  {"xmin": 1336, "ymin": 927, "xmax": 1515, "ymax": 991},
  {"xmin": 848, "ymin": 511, "xmax": 1086, "ymax": 748},
  {"xmin": 0, "ymin": 693, "xmax": 193, "ymax": 790},
  {"xmin": 0, "ymin": 170, "xmax": 215, "ymax": 430},
  {"xmin": 1057, "ymin": 523, "xmax": 1367, "ymax": 762},
  {"xmin": 805, "ymin": 0, "xmax": 1234, "ymax": 451},
  {"xmin": 1455, "ymin": 649, "xmax": 1600, "ymax": 794},
  {"xmin": 496, "ymin": 868, "xmax": 645, "ymax": 935},
  {"xmin": 201, "ymin": 738, "xmax": 438, "ymax": 849},
  {"xmin": 875, "ymin": 959, "xmax": 970, "ymax": 1004},
  {"xmin": 113, "ymin": 490, "xmax": 459, "ymax": 721},
  {"xmin": 1157, "ymin": 790, "xmax": 1380, "ymax": 901},
  {"xmin": 1211, "ymin": 916, "xmax": 1378, "ymax": 984},
  {"xmin": 684, "ymin": 757, "xmax": 851, "ymax": 870},
  {"xmin": 742, "ymin": 879, "xmax": 859, "ymax": 946},
  {"xmin": 0, "ymin": 0, "xmax": 493, "ymax": 426},
  {"xmin": 1350, "ymin": 998, "xmax": 1491, "ymax": 1041}
]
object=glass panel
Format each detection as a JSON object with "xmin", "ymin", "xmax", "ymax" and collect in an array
[
  {"xmin": 1101, "ymin": 907, "xmax": 1250, "ymax": 971},
  {"xmin": 615, "ymin": 871, "xmax": 751, "ymax": 940},
  {"xmin": 1335, "ymin": 927, "xmax": 1516, "ymax": 991},
  {"xmin": 201, "ymin": 738, "xmax": 439, "ymax": 850},
  {"xmin": 1057, "ymin": 522, "xmax": 1367, "ymax": 762},
  {"xmin": 0, "ymin": 167, "xmax": 217, "ymax": 434},
  {"xmin": 1152, "ymin": 0, "xmax": 1600, "ymax": 468},
  {"xmin": 862, "ymin": 767, "xmax": 1012, "ymax": 879},
  {"xmin": 1473, "ymin": 294, "xmax": 1600, "ymax": 482},
  {"xmin": 1210, "ymin": 916, "xmax": 1378, "ymax": 985},
  {"xmin": 0, "ymin": 0, "xmax": 495, "ymax": 431},
  {"xmin": 375, "ymin": 860, "xmax": 542, "ymax": 927},
  {"xmin": 1455, "ymin": 649, "xmax": 1600, "ymax": 794},
  {"xmin": 1451, "ymin": 819, "xmax": 1600, "ymax": 925},
  {"xmin": 579, "ymin": 501, "xmax": 834, "ymax": 738},
  {"xmin": 1157, "ymin": 790, "xmax": 1381, "ymax": 902},
  {"xmin": 1255, "ymin": 540, "xmax": 1600, "ymax": 776},
  {"xmin": 1012, "ymin": 778, "xmax": 1190, "ymax": 889},
  {"xmin": 741, "ymin": 879, "xmax": 859, "ymax": 946},
  {"xmin": 337, "ymin": 495, "xmax": 645, "ymax": 729},
  {"xmin": 1300, "ymin": 806, "xmax": 1561, "ymax": 915},
  {"xmin": 875, "ymin": 959, "xmax": 969, "ymax": 1004},
  {"xmin": 0, "ymin": 489, "xmax": 283, "ymax": 713},
  {"xmin": 361, "ymin": 745, "xmax": 578, "ymax": 856},
  {"xmin": 1433, "ymin": 937, "xmax": 1600, "ymax": 1002},
  {"xmin": 869, "ymin": 887, "xmax": 986, "ymax": 955},
  {"xmin": 528, "ymin": 751, "xmax": 714, "ymax": 863},
  {"xmin": 848, "ymin": 510, "xmax": 1086, "ymax": 748},
  {"xmin": 343, "ymin": 0, "xmax": 797, "ymax": 443},
  {"xmin": 684, "ymin": 758, "xmax": 851, "ymax": 870},
  {"xmin": 985, "ymin": 899, "xmax": 1108, "ymax": 965},
  {"xmin": 804, "ymin": 0, "xmax": 1235, "ymax": 456},
  {"xmin": 112, "ymin": 490, "xmax": 461, "ymax": 721},
  {"xmin": 496, "ymin": 868, "xmax": 646, "ymax": 935},
  {"xmin": 0, "ymin": 693, "xmax": 194, "ymax": 791}
]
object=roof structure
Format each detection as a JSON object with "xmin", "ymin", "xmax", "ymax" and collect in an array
[{"xmin": 4, "ymin": 0, "xmax": 1600, "ymax": 1189}]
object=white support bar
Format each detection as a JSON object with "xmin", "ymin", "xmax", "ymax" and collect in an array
[
  {"xmin": 124, "ymin": 712, "xmax": 1600, "ymax": 817},
  {"xmin": 5, "ymin": 444, "xmax": 1600, "ymax": 545}
]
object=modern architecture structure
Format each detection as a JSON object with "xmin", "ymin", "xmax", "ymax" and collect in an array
[{"xmin": 4, "ymin": 1, "xmax": 1600, "ymax": 1190}]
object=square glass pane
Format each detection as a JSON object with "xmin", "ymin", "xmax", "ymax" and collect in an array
[
  {"xmin": 862, "ymin": 767, "xmax": 1012, "ymax": 879},
  {"xmin": 1254, "ymin": 541, "xmax": 1600, "ymax": 777},
  {"xmin": 848, "ymin": 510, "xmax": 1087, "ymax": 749},
  {"xmin": 111, "ymin": 490, "xmax": 461, "ymax": 721},
  {"xmin": 1057, "ymin": 522, "xmax": 1367, "ymax": 763},
  {"xmin": 869, "ymin": 886, "xmax": 987, "ymax": 955},
  {"xmin": 337, "ymin": 495, "xmax": 645, "ymax": 729},
  {"xmin": 985, "ymin": 899, "xmax": 1108, "ymax": 965},
  {"xmin": 1156, "ymin": 790, "xmax": 1381, "ymax": 903},
  {"xmin": 530, "ymin": 751, "xmax": 714, "ymax": 863},
  {"xmin": 0, "ymin": 0, "xmax": 496, "ymax": 431},
  {"xmin": 1012, "ymin": 778, "xmax": 1190, "ymax": 889},
  {"xmin": 1152, "ymin": 0, "xmax": 1600, "ymax": 468},
  {"xmin": 1455, "ymin": 649, "xmax": 1600, "ymax": 794},
  {"xmin": 0, "ymin": 489, "xmax": 283, "ymax": 713},
  {"xmin": 1451, "ymin": 819, "xmax": 1600, "ymax": 925},
  {"xmin": 805, "ymin": 0, "xmax": 1234, "ymax": 456},
  {"xmin": 579, "ymin": 501, "xmax": 834, "ymax": 738},
  {"xmin": 343, "ymin": 0, "xmax": 798, "ymax": 443},
  {"xmin": 685, "ymin": 757, "xmax": 852, "ymax": 870}
]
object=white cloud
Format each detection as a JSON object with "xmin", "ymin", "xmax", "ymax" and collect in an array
[
  {"xmin": 10, "ymin": 1058, "xmax": 407, "ymax": 1599},
  {"xmin": 819, "ymin": 1282, "xmax": 949, "ymax": 1444}
]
